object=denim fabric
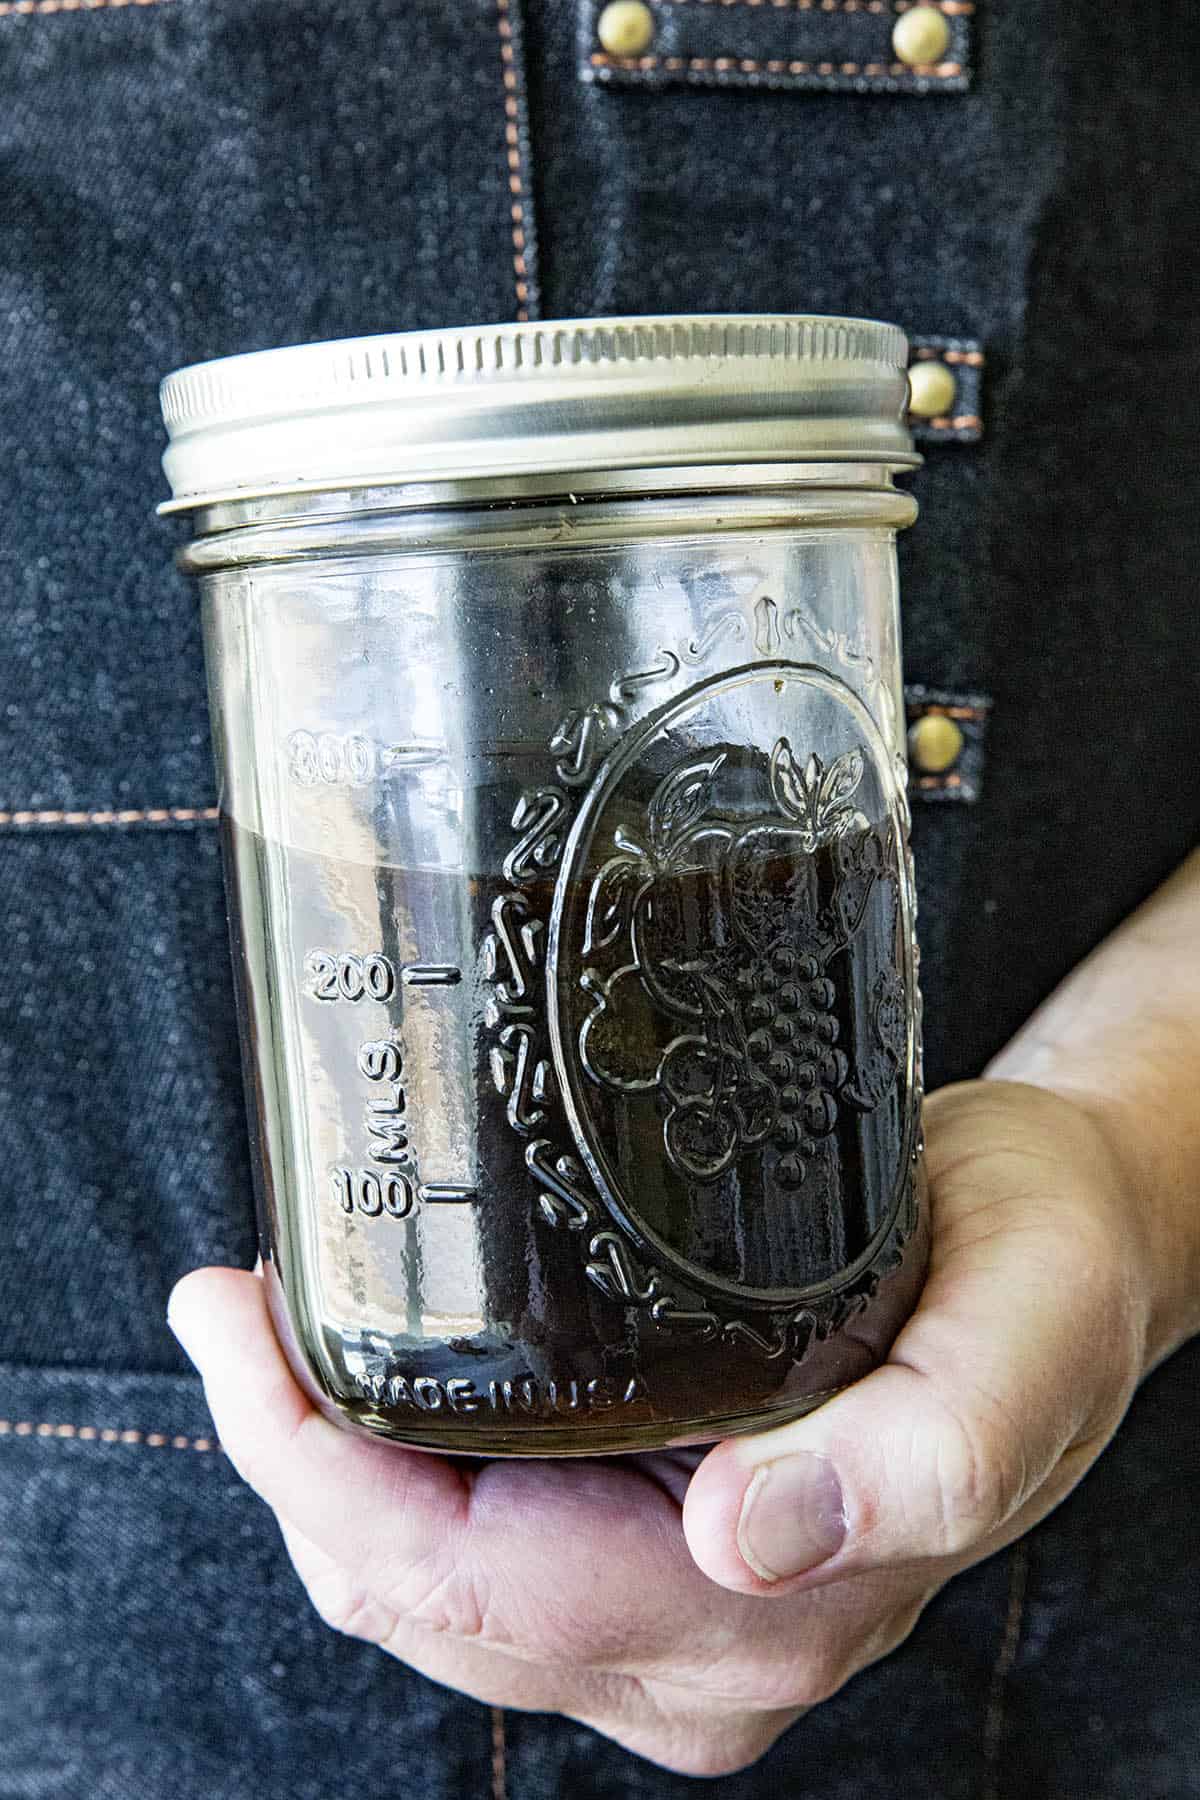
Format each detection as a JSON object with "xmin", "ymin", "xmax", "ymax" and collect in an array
[
  {"xmin": 0, "ymin": 829, "xmax": 253, "ymax": 1371},
  {"xmin": 1, "ymin": 0, "xmax": 1199, "ymax": 1794},
  {"xmin": 998, "ymin": 1340, "xmax": 1200, "ymax": 1799},
  {"xmin": 0, "ymin": 1364, "xmax": 492, "ymax": 1800},
  {"xmin": 944, "ymin": 0, "xmax": 1200, "ymax": 1071}
]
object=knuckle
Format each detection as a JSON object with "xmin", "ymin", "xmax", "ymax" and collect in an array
[
  {"xmin": 761, "ymin": 1606, "xmax": 928, "ymax": 1711},
  {"xmin": 304, "ymin": 1566, "xmax": 400, "ymax": 1647},
  {"xmin": 655, "ymin": 1724, "xmax": 785, "ymax": 1779},
  {"xmin": 676, "ymin": 1745, "xmax": 755, "ymax": 1780},
  {"xmin": 784, "ymin": 1653, "xmax": 850, "ymax": 1711},
  {"xmin": 302, "ymin": 1541, "xmax": 498, "ymax": 1653},
  {"xmin": 723, "ymin": 1650, "xmax": 847, "ymax": 1713},
  {"xmin": 925, "ymin": 1398, "xmax": 1027, "ymax": 1555},
  {"xmin": 836, "ymin": 1598, "xmax": 931, "ymax": 1692},
  {"xmin": 390, "ymin": 1550, "xmax": 497, "ymax": 1646},
  {"xmin": 224, "ymin": 1387, "xmax": 328, "ymax": 1513},
  {"xmin": 865, "ymin": 1597, "xmax": 927, "ymax": 1665},
  {"xmin": 1063, "ymin": 1212, "xmax": 1144, "ymax": 1407},
  {"xmin": 536, "ymin": 1598, "xmax": 620, "ymax": 1667}
]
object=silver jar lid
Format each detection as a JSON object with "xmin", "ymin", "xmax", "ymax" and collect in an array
[{"xmin": 158, "ymin": 314, "xmax": 917, "ymax": 512}]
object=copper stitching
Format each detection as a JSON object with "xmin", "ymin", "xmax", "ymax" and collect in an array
[
  {"xmin": 654, "ymin": 0, "xmax": 891, "ymax": 10},
  {"xmin": 912, "ymin": 347, "xmax": 985, "ymax": 366},
  {"xmin": 0, "ymin": 1418, "xmax": 220, "ymax": 1450},
  {"xmin": 496, "ymin": 0, "xmax": 531, "ymax": 322},
  {"xmin": 590, "ymin": 52, "xmax": 964, "ymax": 75},
  {"xmin": 982, "ymin": 1544, "xmax": 1030, "ymax": 1800},
  {"xmin": 907, "ymin": 703, "xmax": 988, "ymax": 720},
  {"xmin": 649, "ymin": 0, "xmax": 974, "ymax": 13},
  {"xmin": 913, "ymin": 413, "xmax": 982, "ymax": 429},
  {"xmin": 0, "ymin": 805, "xmax": 218, "ymax": 827},
  {"xmin": 0, "ymin": 0, "xmax": 173, "ymax": 15},
  {"xmin": 490, "ymin": 1707, "xmax": 508, "ymax": 1800}
]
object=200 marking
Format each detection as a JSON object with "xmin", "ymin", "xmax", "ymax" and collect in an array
[{"xmin": 305, "ymin": 951, "xmax": 395, "ymax": 1004}]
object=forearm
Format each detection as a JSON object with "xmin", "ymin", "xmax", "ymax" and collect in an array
[{"xmin": 986, "ymin": 847, "xmax": 1200, "ymax": 1368}]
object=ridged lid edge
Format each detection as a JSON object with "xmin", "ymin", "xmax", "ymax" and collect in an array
[
  {"xmin": 159, "ymin": 315, "xmax": 917, "ymax": 510},
  {"xmin": 161, "ymin": 315, "xmax": 909, "ymax": 435}
]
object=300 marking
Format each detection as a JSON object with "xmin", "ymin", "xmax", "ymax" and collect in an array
[{"xmin": 288, "ymin": 730, "xmax": 377, "ymax": 788}]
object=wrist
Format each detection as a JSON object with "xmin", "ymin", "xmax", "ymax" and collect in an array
[
  {"xmin": 1068, "ymin": 1084, "xmax": 1200, "ymax": 1373},
  {"xmin": 982, "ymin": 852, "xmax": 1200, "ymax": 1374},
  {"xmin": 987, "ymin": 1064, "xmax": 1200, "ymax": 1374}
]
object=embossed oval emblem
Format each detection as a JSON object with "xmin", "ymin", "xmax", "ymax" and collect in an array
[{"xmin": 546, "ymin": 662, "xmax": 914, "ymax": 1303}]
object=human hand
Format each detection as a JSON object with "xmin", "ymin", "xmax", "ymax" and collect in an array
[{"xmin": 168, "ymin": 1078, "xmax": 1164, "ymax": 1776}]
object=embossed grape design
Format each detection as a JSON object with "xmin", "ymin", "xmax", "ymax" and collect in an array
[
  {"xmin": 577, "ymin": 739, "xmax": 903, "ymax": 1190},
  {"xmin": 738, "ymin": 946, "xmax": 849, "ymax": 1188}
]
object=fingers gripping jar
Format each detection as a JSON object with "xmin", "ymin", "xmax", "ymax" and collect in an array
[{"xmin": 160, "ymin": 316, "xmax": 930, "ymax": 1455}]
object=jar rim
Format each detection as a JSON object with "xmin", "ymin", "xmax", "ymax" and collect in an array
[{"xmin": 176, "ymin": 475, "xmax": 919, "ymax": 573}]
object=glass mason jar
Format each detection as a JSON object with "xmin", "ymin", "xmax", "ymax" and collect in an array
[{"xmin": 160, "ymin": 316, "xmax": 930, "ymax": 1455}]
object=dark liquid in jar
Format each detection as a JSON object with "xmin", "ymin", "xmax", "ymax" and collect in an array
[{"xmin": 221, "ymin": 815, "xmax": 920, "ymax": 1454}]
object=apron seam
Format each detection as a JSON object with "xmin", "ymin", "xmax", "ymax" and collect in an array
[
  {"xmin": 490, "ymin": 1705, "xmax": 508, "ymax": 1800},
  {"xmin": 495, "ymin": 0, "xmax": 540, "ymax": 322},
  {"xmin": 981, "ymin": 1541, "xmax": 1030, "ymax": 1800},
  {"xmin": 0, "ymin": 1417, "xmax": 221, "ymax": 1450}
]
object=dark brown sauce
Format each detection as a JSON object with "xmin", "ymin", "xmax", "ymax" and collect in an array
[{"xmin": 221, "ymin": 815, "xmax": 922, "ymax": 1453}]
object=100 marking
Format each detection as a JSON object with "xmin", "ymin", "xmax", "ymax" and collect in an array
[{"xmin": 331, "ymin": 1167, "xmax": 415, "ymax": 1219}]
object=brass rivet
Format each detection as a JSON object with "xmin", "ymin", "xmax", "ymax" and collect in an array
[
  {"xmin": 907, "ymin": 359, "xmax": 958, "ymax": 419},
  {"xmin": 908, "ymin": 713, "xmax": 964, "ymax": 774},
  {"xmin": 597, "ymin": 0, "xmax": 655, "ymax": 57},
  {"xmin": 891, "ymin": 6, "xmax": 952, "ymax": 67}
]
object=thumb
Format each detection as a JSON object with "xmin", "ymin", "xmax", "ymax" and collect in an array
[{"xmin": 683, "ymin": 1082, "xmax": 1145, "ymax": 1594}]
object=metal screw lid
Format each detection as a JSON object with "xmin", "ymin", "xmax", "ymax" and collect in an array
[{"xmin": 158, "ymin": 314, "xmax": 917, "ymax": 512}]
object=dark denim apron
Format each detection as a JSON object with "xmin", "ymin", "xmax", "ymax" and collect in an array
[{"xmin": 1, "ymin": 2, "xmax": 1198, "ymax": 1793}]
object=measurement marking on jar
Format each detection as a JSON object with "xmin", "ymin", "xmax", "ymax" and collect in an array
[
  {"xmin": 379, "ymin": 743, "xmax": 447, "ymax": 772},
  {"xmin": 332, "ymin": 1171, "xmax": 476, "ymax": 1216},
  {"xmin": 305, "ymin": 950, "xmax": 396, "ymax": 1003},
  {"xmin": 288, "ymin": 730, "xmax": 378, "ymax": 787},
  {"xmin": 287, "ymin": 731, "xmax": 451, "ymax": 786},
  {"xmin": 305, "ymin": 953, "xmax": 463, "ymax": 1000},
  {"xmin": 333, "ymin": 1168, "xmax": 416, "ymax": 1218},
  {"xmin": 356, "ymin": 1040, "xmax": 411, "ymax": 1171},
  {"xmin": 302, "ymin": 943, "xmax": 473, "ymax": 1211},
  {"xmin": 402, "ymin": 965, "xmax": 462, "ymax": 987},
  {"xmin": 328, "ymin": 1028, "xmax": 477, "ymax": 1217}
]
